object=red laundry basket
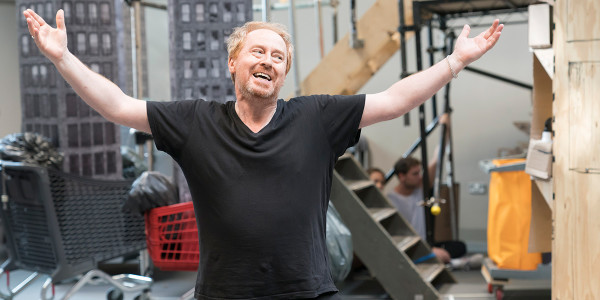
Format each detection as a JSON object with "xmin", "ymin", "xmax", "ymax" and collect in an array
[{"xmin": 145, "ymin": 201, "xmax": 199, "ymax": 271}]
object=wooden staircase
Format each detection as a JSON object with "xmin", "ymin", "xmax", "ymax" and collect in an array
[
  {"xmin": 330, "ymin": 154, "xmax": 455, "ymax": 299},
  {"xmin": 291, "ymin": 0, "xmax": 411, "ymax": 97}
]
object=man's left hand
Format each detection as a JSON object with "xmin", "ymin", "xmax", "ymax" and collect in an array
[{"xmin": 450, "ymin": 19, "xmax": 504, "ymax": 71}]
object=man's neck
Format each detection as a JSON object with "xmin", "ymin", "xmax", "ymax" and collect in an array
[
  {"xmin": 394, "ymin": 184, "xmax": 415, "ymax": 196},
  {"xmin": 235, "ymin": 99, "xmax": 278, "ymax": 133}
]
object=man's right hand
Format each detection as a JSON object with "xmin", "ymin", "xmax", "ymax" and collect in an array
[{"xmin": 24, "ymin": 9, "xmax": 68, "ymax": 64}]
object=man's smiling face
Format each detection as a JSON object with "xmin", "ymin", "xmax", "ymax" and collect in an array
[{"xmin": 228, "ymin": 29, "xmax": 288, "ymax": 101}]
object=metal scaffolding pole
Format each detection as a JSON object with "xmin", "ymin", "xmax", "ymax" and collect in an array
[
  {"xmin": 261, "ymin": 0, "xmax": 271, "ymax": 22},
  {"xmin": 411, "ymin": 1, "xmax": 435, "ymax": 246},
  {"xmin": 315, "ymin": 0, "xmax": 325, "ymax": 58},
  {"xmin": 288, "ymin": 0, "xmax": 301, "ymax": 96}
]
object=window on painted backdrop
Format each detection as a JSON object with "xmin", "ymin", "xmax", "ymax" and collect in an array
[
  {"xmin": 89, "ymin": 33, "xmax": 99, "ymax": 55},
  {"xmin": 181, "ymin": 3, "xmax": 190, "ymax": 22},
  {"xmin": 89, "ymin": 3, "xmax": 98, "ymax": 25},
  {"xmin": 102, "ymin": 33, "xmax": 111, "ymax": 55},
  {"xmin": 209, "ymin": 2, "xmax": 218, "ymax": 22},
  {"xmin": 184, "ymin": 60, "xmax": 192, "ymax": 79},
  {"xmin": 197, "ymin": 60, "xmax": 207, "ymax": 78},
  {"xmin": 39, "ymin": 65, "xmax": 48, "ymax": 85},
  {"xmin": 183, "ymin": 32, "xmax": 192, "ymax": 50},
  {"xmin": 196, "ymin": 4, "xmax": 205, "ymax": 22},
  {"xmin": 236, "ymin": 3, "xmax": 245, "ymax": 22},
  {"xmin": 75, "ymin": 2, "xmax": 85, "ymax": 25},
  {"xmin": 31, "ymin": 65, "xmax": 39, "ymax": 86},
  {"xmin": 223, "ymin": 3, "xmax": 232, "ymax": 22},
  {"xmin": 197, "ymin": 31, "xmax": 206, "ymax": 50},
  {"xmin": 21, "ymin": 35, "xmax": 29, "ymax": 56},
  {"xmin": 210, "ymin": 59, "xmax": 220, "ymax": 78},
  {"xmin": 77, "ymin": 33, "xmax": 86, "ymax": 54},
  {"xmin": 210, "ymin": 30, "xmax": 219, "ymax": 50},
  {"xmin": 100, "ymin": 3, "xmax": 110, "ymax": 25}
]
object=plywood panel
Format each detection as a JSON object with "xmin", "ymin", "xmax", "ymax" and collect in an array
[
  {"xmin": 573, "ymin": 173, "xmax": 600, "ymax": 299},
  {"xmin": 567, "ymin": 0, "xmax": 600, "ymax": 41},
  {"xmin": 553, "ymin": 0, "xmax": 574, "ymax": 298},
  {"xmin": 555, "ymin": 0, "xmax": 600, "ymax": 298},
  {"xmin": 568, "ymin": 62, "xmax": 600, "ymax": 171}
]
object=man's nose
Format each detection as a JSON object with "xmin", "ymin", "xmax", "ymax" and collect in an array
[{"xmin": 259, "ymin": 54, "xmax": 272, "ymax": 67}]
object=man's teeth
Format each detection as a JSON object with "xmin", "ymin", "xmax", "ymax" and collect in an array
[{"xmin": 254, "ymin": 73, "xmax": 271, "ymax": 81}]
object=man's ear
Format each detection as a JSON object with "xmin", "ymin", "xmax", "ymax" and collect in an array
[{"xmin": 228, "ymin": 57, "xmax": 235, "ymax": 74}]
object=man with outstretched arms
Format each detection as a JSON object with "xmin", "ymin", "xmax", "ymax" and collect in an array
[{"xmin": 24, "ymin": 8, "xmax": 502, "ymax": 299}]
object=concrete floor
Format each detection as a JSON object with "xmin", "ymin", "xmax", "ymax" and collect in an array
[{"xmin": 0, "ymin": 257, "xmax": 550, "ymax": 300}]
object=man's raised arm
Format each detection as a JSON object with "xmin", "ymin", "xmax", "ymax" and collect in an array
[
  {"xmin": 24, "ymin": 9, "xmax": 150, "ymax": 133},
  {"xmin": 360, "ymin": 20, "xmax": 503, "ymax": 128}
]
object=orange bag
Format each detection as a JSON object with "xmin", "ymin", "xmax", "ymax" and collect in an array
[{"xmin": 487, "ymin": 158, "xmax": 542, "ymax": 270}]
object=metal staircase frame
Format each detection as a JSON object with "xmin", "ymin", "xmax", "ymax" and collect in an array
[{"xmin": 331, "ymin": 154, "xmax": 455, "ymax": 300}]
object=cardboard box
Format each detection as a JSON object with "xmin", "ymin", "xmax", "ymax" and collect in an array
[
  {"xmin": 529, "ymin": 3, "xmax": 553, "ymax": 49},
  {"xmin": 526, "ymin": 138, "xmax": 553, "ymax": 179},
  {"xmin": 528, "ymin": 179, "xmax": 553, "ymax": 253}
]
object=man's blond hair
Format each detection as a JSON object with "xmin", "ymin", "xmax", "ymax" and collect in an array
[{"xmin": 226, "ymin": 21, "xmax": 294, "ymax": 84}]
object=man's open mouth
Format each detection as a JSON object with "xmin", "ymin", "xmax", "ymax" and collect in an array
[{"xmin": 253, "ymin": 72, "xmax": 272, "ymax": 81}]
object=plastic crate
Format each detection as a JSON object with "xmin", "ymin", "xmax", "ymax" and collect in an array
[
  {"xmin": 145, "ymin": 201, "xmax": 199, "ymax": 271},
  {"xmin": 0, "ymin": 162, "xmax": 146, "ymax": 282}
]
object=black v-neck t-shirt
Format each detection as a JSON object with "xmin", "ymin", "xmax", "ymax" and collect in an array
[{"xmin": 147, "ymin": 94, "xmax": 365, "ymax": 299}]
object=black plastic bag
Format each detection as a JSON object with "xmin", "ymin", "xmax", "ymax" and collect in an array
[
  {"xmin": 326, "ymin": 201, "xmax": 353, "ymax": 283},
  {"xmin": 123, "ymin": 171, "xmax": 178, "ymax": 216},
  {"xmin": 121, "ymin": 146, "xmax": 148, "ymax": 179},
  {"xmin": 0, "ymin": 133, "xmax": 63, "ymax": 169}
]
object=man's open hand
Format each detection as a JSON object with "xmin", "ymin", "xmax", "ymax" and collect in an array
[
  {"xmin": 451, "ymin": 19, "xmax": 504, "ymax": 69},
  {"xmin": 24, "ymin": 9, "xmax": 68, "ymax": 63}
]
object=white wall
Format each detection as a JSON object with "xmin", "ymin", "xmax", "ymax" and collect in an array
[
  {"xmin": 0, "ymin": 2, "xmax": 22, "ymax": 138},
  {"xmin": 144, "ymin": 2, "xmax": 170, "ymax": 102}
]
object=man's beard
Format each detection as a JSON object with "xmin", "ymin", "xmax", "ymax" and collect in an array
[{"xmin": 240, "ymin": 79, "xmax": 280, "ymax": 100}]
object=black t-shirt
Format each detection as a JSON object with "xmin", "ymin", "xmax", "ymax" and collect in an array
[{"xmin": 147, "ymin": 94, "xmax": 365, "ymax": 299}]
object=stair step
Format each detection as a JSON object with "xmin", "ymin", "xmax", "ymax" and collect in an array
[
  {"xmin": 415, "ymin": 263, "xmax": 445, "ymax": 283},
  {"xmin": 344, "ymin": 179, "xmax": 373, "ymax": 191},
  {"xmin": 367, "ymin": 208, "xmax": 396, "ymax": 222},
  {"xmin": 338, "ymin": 153, "xmax": 353, "ymax": 161},
  {"xmin": 391, "ymin": 235, "xmax": 420, "ymax": 252}
]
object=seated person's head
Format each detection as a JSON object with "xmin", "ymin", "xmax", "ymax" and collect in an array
[
  {"xmin": 367, "ymin": 167, "xmax": 385, "ymax": 190},
  {"xmin": 393, "ymin": 157, "xmax": 422, "ymax": 189}
]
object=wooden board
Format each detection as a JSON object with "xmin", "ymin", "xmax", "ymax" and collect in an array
[
  {"xmin": 567, "ymin": 62, "xmax": 600, "ymax": 171},
  {"xmin": 566, "ymin": 0, "xmax": 600, "ymax": 41}
]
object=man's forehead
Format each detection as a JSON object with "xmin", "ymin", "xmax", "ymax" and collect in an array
[
  {"xmin": 409, "ymin": 165, "xmax": 422, "ymax": 172},
  {"xmin": 246, "ymin": 29, "xmax": 286, "ymax": 48}
]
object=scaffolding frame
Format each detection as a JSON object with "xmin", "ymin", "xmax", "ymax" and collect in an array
[{"xmin": 393, "ymin": 0, "xmax": 537, "ymax": 245}]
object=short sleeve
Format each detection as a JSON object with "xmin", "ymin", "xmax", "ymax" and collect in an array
[
  {"xmin": 315, "ymin": 94, "xmax": 365, "ymax": 157},
  {"xmin": 147, "ymin": 100, "xmax": 199, "ymax": 157}
]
